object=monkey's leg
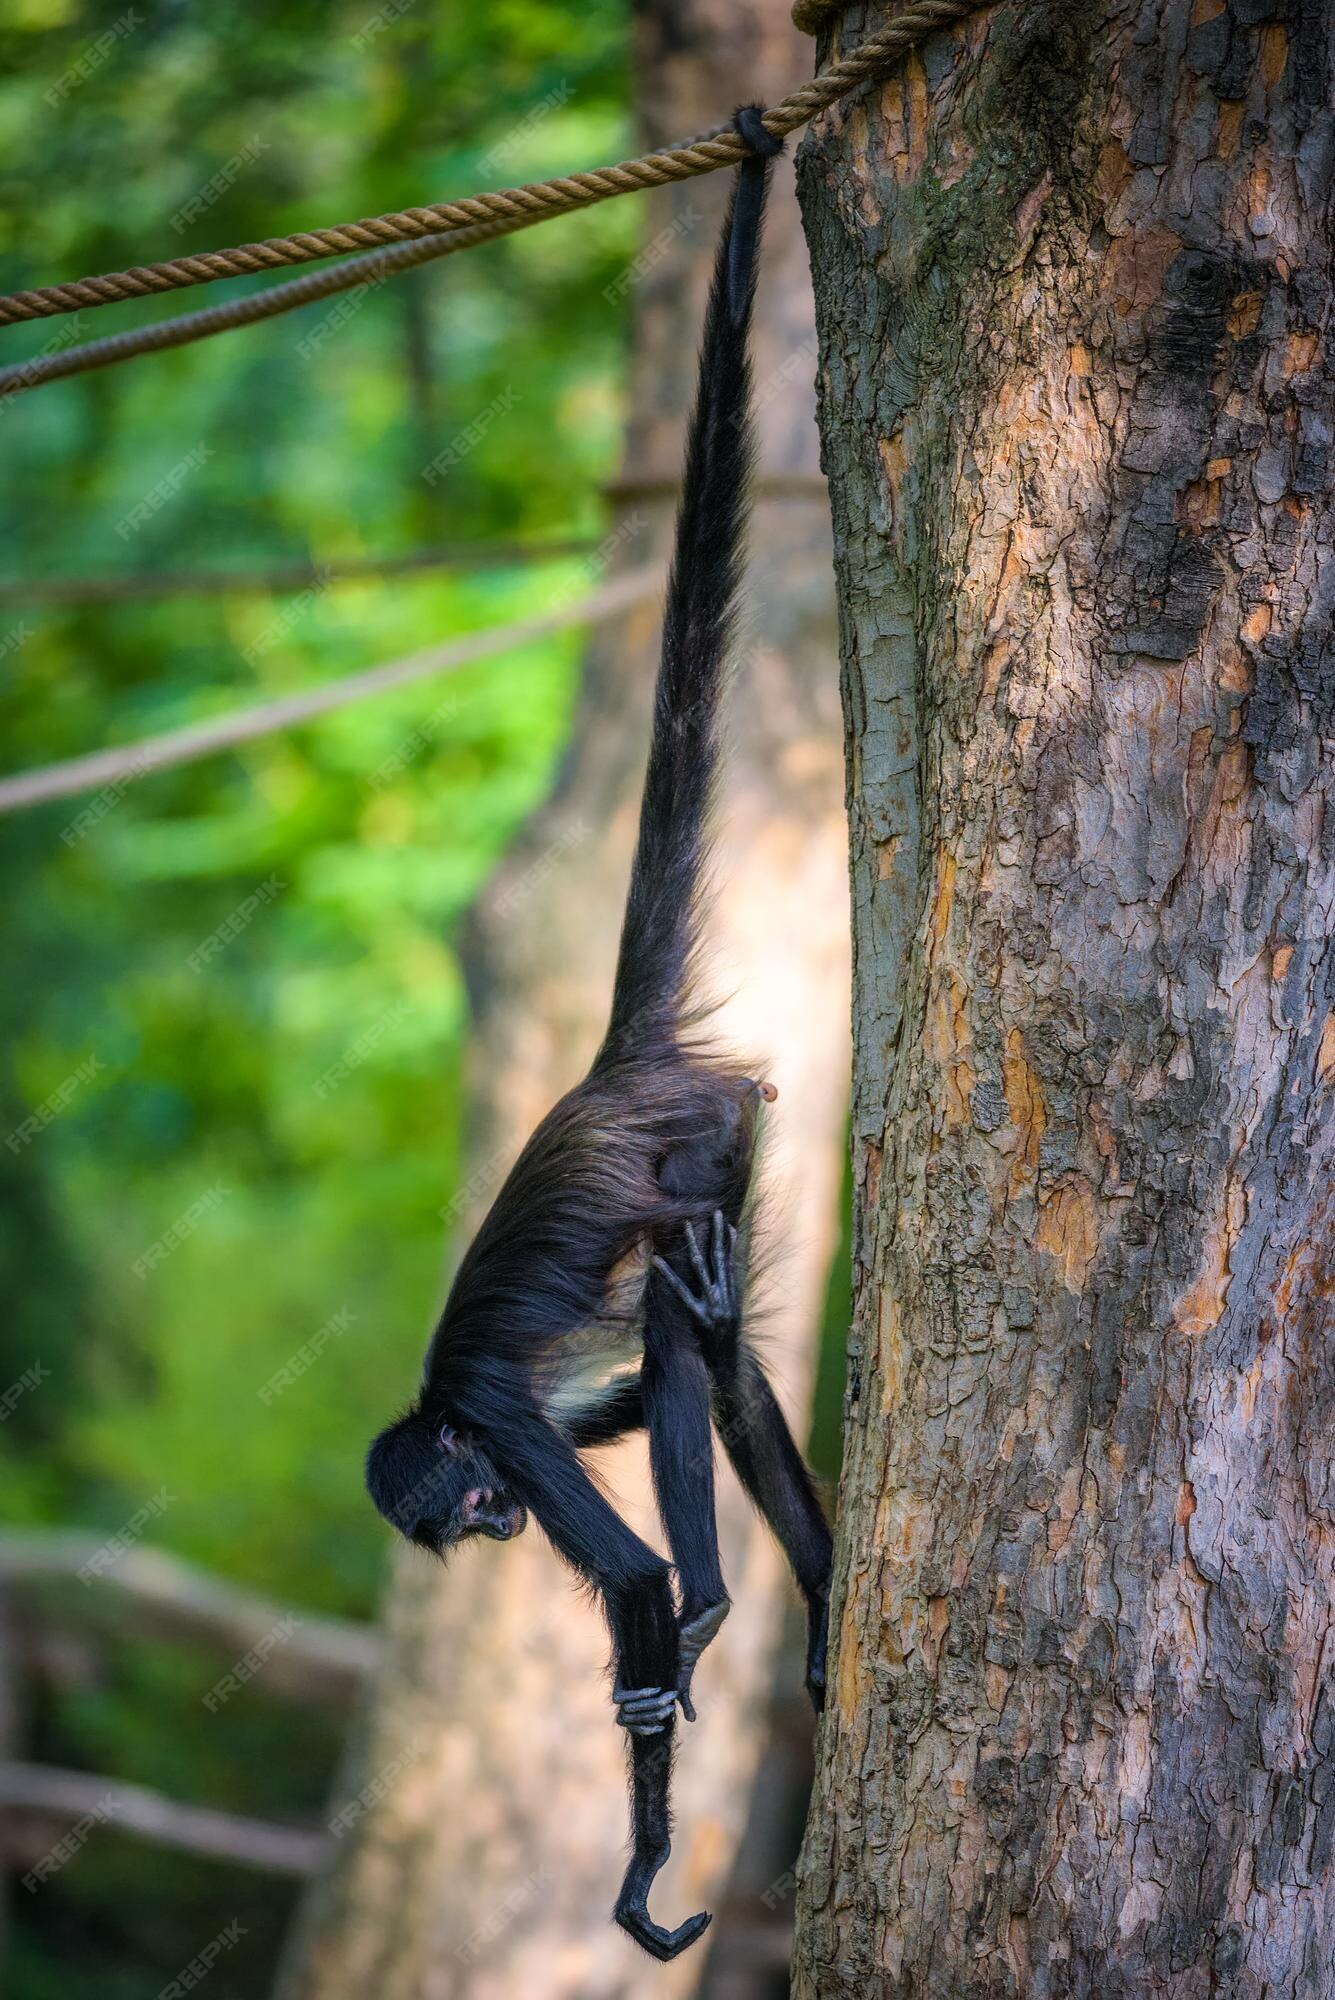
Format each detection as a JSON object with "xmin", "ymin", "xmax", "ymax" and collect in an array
[
  {"xmin": 641, "ymin": 1253, "xmax": 730, "ymax": 1720},
  {"xmin": 712, "ymin": 1347, "xmax": 833, "ymax": 1712},
  {"xmin": 657, "ymin": 1212, "xmax": 834, "ymax": 1712},
  {"xmin": 482, "ymin": 1402, "xmax": 709, "ymax": 1957}
]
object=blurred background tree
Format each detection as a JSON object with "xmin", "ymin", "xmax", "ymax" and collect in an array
[{"xmin": 0, "ymin": 3, "xmax": 848, "ymax": 1995}]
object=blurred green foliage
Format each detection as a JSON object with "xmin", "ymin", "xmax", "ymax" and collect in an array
[{"xmin": 0, "ymin": 1, "xmax": 634, "ymax": 1989}]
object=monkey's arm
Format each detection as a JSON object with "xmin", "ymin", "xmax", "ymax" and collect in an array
[
  {"xmin": 716, "ymin": 1344, "xmax": 833, "ymax": 1712},
  {"xmin": 464, "ymin": 1394, "xmax": 709, "ymax": 1959}
]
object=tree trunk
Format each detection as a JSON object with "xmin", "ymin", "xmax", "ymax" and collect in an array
[
  {"xmin": 794, "ymin": 2, "xmax": 1335, "ymax": 1995},
  {"xmin": 276, "ymin": 6, "xmax": 847, "ymax": 1997}
]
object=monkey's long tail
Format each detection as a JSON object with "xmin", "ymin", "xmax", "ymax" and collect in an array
[{"xmin": 599, "ymin": 108, "xmax": 781, "ymax": 1059}]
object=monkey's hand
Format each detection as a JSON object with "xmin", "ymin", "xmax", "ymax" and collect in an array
[
  {"xmin": 615, "ymin": 1892, "xmax": 712, "ymax": 1963},
  {"xmin": 615, "ymin": 1733, "xmax": 712, "ymax": 1965},
  {"xmin": 675, "ymin": 1597, "xmax": 730, "ymax": 1721},
  {"xmin": 651, "ymin": 1210, "xmax": 739, "ymax": 1331},
  {"xmin": 613, "ymin": 1684, "xmax": 678, "ymax": 1737},
  {"xmin": 613, "ymin": 1717, "xmax": 711, "ymax": 1956}
]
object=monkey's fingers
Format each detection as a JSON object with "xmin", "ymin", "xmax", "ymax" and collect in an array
[
  {"xmin": 710, "ymin": 1207, "xmax": 726, "ymax": 1275},
  {"xmin": 683, "ymin": 1220, "xmax": 712, "ymax": 1295},
  {"xmin": 705, "ymin": 1209, "xmax": 741, "ymax": 1317},
  {"xmin": 706, "ymin": 1210, "xmax": 740, "ymax": 1321},
  {"xmin": 614, "ymin": 1684, "xmax": 677, "ymax": 1735},
  {"xmin": 676, "ymin": 1596, "xmax": 729, "ymax": 1720},
  {"xmin": 709, "ymin": 1208, "xmax": 737, "ymax": 1305},
  {"xmin": 614, "ymin": 1900, "xmax": 712, "ymax": 1962},
  {"xmin": 651, "ymin": 1254, "xmax": 709, "ymax": 1324}
]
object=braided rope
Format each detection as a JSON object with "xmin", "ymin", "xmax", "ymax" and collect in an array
[
  {"xmin": 0, "ymin": 218, "xmax": 523, "ymax": 399},
  {"xmin": 0, "ymin": 1, "xmax": 982, "ymax": 331}
]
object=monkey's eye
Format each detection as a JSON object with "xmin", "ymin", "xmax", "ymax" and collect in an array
[{"xmin": 438, "ymin": 1424, "xmax": 460, "ymax": 1454}]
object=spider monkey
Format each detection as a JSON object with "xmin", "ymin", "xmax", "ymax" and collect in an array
[{"xmin": 366, "ymin": 106, "xmax": 833, "ymax": 1963}]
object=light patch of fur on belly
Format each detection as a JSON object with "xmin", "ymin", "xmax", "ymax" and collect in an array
[
  {"xmin": 543, "ymin": 1241, "xmax": 647, "ymax": 1424},
  {"xmin": 545, "ymin": 1335, "xmax": 642, "ymax": 1424}
]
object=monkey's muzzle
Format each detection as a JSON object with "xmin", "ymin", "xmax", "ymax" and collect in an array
[{"xmin": 475, "ymin": 1502, "xmax": 528, "ymax": 1541}]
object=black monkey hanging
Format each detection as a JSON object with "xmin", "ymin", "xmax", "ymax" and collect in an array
[{"xmin": 366, "ymin": 107, "xmax": 833, "ymax": 1962}]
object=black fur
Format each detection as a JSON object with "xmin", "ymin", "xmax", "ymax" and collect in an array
[{"xmin": 365, "ymin": 113, "xmax": 832, "ymax": 1962}]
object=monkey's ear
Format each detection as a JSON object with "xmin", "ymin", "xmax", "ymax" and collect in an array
[{"xmin": 365, "ymin": 1412, "xmax": 438, "ymax": 1538}]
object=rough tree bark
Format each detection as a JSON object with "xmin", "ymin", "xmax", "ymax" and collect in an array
[
  {"xmin": 793, "ymin": 2, "xmax": 1335, "ymax": 1995},
  {"xmin": 276, "ymin": 5, "xmax": 847, "ymax": 1997}
]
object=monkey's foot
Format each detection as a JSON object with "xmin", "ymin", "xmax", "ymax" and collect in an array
[
  {"xmin": 615, "ymin": 1895, "xmax": 712, "ymax": 1962},
  {"xmin": 613, "ymin": 1684, "xmax": 677, "ymax": 1737},
  {"xmin": 652, "ymin": 1210, "xmax": 738, "ymax": 1331},
  {"xmin": 676, "ymin": 1597, "xmax": 730, "ymax": 1721}
]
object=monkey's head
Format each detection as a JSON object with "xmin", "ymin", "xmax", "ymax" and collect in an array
[{"xmin": 365, "ymin": 1408, "xmax": 527, "ymax": 1553}]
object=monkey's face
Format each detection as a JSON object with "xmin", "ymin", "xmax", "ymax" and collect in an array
[
  {"xmin": 426, "ymin": 1424, "xmax": 528, "ymax": 1547},
  {"xmin": 365, "ymin": 1411, "xmax": 528, "ymax": 1553}
]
